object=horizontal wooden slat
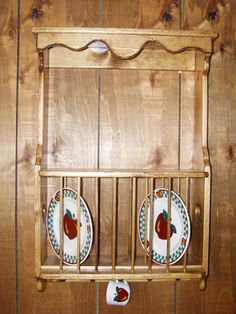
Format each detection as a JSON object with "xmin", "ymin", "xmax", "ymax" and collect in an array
[
  {"xmin": 47, "ymin": 48, "xmax": 202, "ymax": 71},
  {"xmin": 32, "ymin": 27, "xmax": 216, "ymax": 37},
  {"xmin": 39, "ymin": 271, "xmax": 203, "ymax": 281},
  {"xmin": 39, "ymin": 168, "xmax": 208, "ymax": 178}
]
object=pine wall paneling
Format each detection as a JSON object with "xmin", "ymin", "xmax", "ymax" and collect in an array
[
  {"xmin": 1, "ymin": 0, "xmax": 235, "ymax": 313},
  {"xmin": 0, "ymin": 1, "xmax": 17, "ymax": 313}
]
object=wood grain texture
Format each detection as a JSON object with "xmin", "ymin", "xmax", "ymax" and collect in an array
[
  {"xmin": 1, "ymin": 0, "xmax": 234, "ymax": 313},
  {"xmin": 99, "ymin": 281, "xmax": 174, "ymax": 314},
  {"xmin": 0, "ymin": 0, "xmax": 17, "ymax": 313},
  {"xmin": 18, "ymin": 0, "xmax": 99, "ymax": 313},
  {"xmin": 176, "ymin": 0, "xmax": 236, "ymax": 313}
]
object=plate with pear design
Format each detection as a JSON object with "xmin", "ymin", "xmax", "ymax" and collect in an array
[
  {"xmin": 138, "ymin": 188, "xmax": 191, "ymax": 265},
  {"xmin": 47, "ymin": 188, "xmax": 93, "ymax": 265}
]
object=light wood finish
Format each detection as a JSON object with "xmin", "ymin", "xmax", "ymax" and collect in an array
[
  {"xmin": 2, "ymin": 1, "xmax": 232, "ymax": 313},
  {"xmin": 77, "ymin": 177, "xmax": 81, "ymax": 272},
  {"xmin": 111, "ymin": 177, "xmax": 117, "ymax": 273},
  {"xmin": 18, "ymin": 1, "xmax": 98, "ymax": 313},
  {"xmin": 183, "ymin": 178, "xmax": 190, "ymax": 271},
  {"xmin": 59, "ymin": 177, "xmax": 64, "ymax": 272},
  {"xmin": 166, "ymin": 178, "xmax": 172, "ymax": 271},
  {"xmin": 33, "ymin": 27, "xmax": 217, "ymax": 72},
  {"xmin": 35, "ymin": 165, "xmax": 42, "ymax": 279},
  {"xmin": 131, "ymin": 178, "xmax": 137, "ymax": 273},
  {"xmin": 144, "ymin": 178, "xmax": 148, "ymax": 264},
  {"xmin": 33, "ymin": 26, "xmax": 215, "ymax": 293},
  {"xmin": 40, "ymin": 48, "xmax": 204, "ymax": 72},
  {"xmin": 40, "ymin": 272, "xmax": 203, "ymax": 281},
  {"xmin": 95, "ymin": 177, "xmax": 99, "ymax": 271},
  {"xmin": 148, "ymin": 178, "xmax": 154, "ymax": 271},
  {"xmin": 39, "ymin": 168, "xmax": 208, "ymax": 178},
  {"xmin": 33, "ymin": 27, "xmax": 217, "ymax": 53},
  {"xmin": 0, "ymin": 1, "xmax": 17, "ymax": 309},
  {"xmin": 176, "ymin": 1, "xmax": 236, "ymax": 313}
]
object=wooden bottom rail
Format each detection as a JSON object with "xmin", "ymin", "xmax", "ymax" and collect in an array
[{"xmin": 38, "ymin": 272, "xmax": 203, "ymax": 281}]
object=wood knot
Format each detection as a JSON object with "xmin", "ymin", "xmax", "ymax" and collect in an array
[
  {"xmin": 162, "ymin": 12, "xmax": 172, "ymax": 22},
  {"xmin": 147, "ymin": 147, "xmax": 164, "ymax": 168},
  {"xmin": 208, "ymin": 10, "xmax": 217, "ymax": 21},
  {"xmin": 31, "ymin": 7, "xmax": 43, "ymax": 19},
  {"xmin": 220, "ymin": 42, "xmax": 224, "ymax": 54},
  {"xmin": 149, "ymin": 72, "xmax": 156, "ymax": 88},
  {"xmin": 226, "ymin": 144, "xmax": 235, "ymax": 162}
]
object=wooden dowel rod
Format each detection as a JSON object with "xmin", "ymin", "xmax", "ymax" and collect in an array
[
  {"xmin": 131, "ymin": 177, "xmax": 137, "ymax": 273},
  {"xmin": 202, "ymin": 72, "xmax": 208, "ymax": 147},
  {"xmin": 59, "ymin": 177, "xmax": 64, "ymax": 273},
  {"xmin": 144, "ymin": 178, "xmax": 148, "ymax": 265},
  {"xmin": 112, "ymin": 177, "xmax": 118, "ymax": 273},
  {"xmin": 183, "ymin": 177, "xmax": 190, "ymax": 271},
  {"xmin": 162, "ymin": 177, "xmax": 165, "ymax": 188},
  {"xmin": 149, "ymin": 178, "xmax": 154, "ymax": 271},
  {"xmin": 166, "ymin": 177, "xmax": 172, "ymax": 272},
  {"xmin": 77, "ymin": 177, "xmax": 81, "ymax": 272},
  {"xmin": 128, "ymin": 178, "xmax": 132, "ymax": 259},
  {"xmin": 177, "ymin": 178, "xmax": 180, "ymax": 195},
  {"xmin": 95, "ymin": 178, "xmax": 99, "ymax": 271}
]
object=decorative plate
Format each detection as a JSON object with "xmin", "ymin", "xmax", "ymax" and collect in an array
[
  {"xmin": 47, "ymin": 188, "xmax": 93, "ymax": 265},
  {"xmin": 138, "ymin": 188, "xmax": 191, "ymax": 265}
]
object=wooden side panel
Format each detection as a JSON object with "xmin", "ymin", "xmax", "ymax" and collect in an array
[
  {"xmin": 177, "ymin": 1, "xmax": 236, "ymax": 313},
  {"xmin": 0, "ymin": 1, "xmax": 17, "ymax": 313},
  {"xmin": 18, "ymin": 1, "xmax": 99, "ymax": 313}
]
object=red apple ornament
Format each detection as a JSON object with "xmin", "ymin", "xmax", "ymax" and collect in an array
[
  {"xmin": 155, "ymin": 209, "xmax": 176, "ymax": 240},
  {"xmin": 113, "ymin": 286, "xmax": 129, "ymax": 302}
]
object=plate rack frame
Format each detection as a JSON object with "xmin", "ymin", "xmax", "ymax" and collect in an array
[{"xmin": 33, "ymin": 27, "xmax": 217, "ymax": 292}]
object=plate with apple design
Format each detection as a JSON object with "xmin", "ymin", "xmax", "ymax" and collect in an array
[
  {"xmin": 47, "ymin": 188, "xmax": 93, "ymax": 265},
  {"xmin": 138, "ymin": 188, "xmax": 191, "ymax": 265}
]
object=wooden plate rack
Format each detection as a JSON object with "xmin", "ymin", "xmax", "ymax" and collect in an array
[{"xmin": 33, "ymin": 28, "xmax": 217, "ymax": 292}]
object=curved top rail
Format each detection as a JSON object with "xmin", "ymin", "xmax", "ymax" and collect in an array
[{"xmin": 33, "ymin": 27, "xmax": 218, "ymax": 58}]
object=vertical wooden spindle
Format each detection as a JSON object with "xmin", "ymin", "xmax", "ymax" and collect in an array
[
  {"xmin": 128, "ymin": 178, "xmax": 132, "ymax": 259},
  {"xmin": 64, "ymin": 177, "xmax": 68, "ymax": 188},
  {"xmin": 59, "ymin": 177, "xmax": 64, "ymax": 273},
  {"xmin": 112, "ymin": 177, "xmax": 118, "ymax": 273},
  {"xmin": 144, "ymin": 178, "xmax": 149, "ymax": 265},
  {"xmin": 95, "ymin": 177, "xmax": 99, "ymax": 271},
  {"xmin": 162, "ymin": 177, "xmax": 165, "ymax": 188},
  {"xmin": 149, "ymin": 178, "xmax": 154, "ymax": 271},
  {"xmin": 177, "ymin": 177, "xmax": 180, "ymax": 196},
  {"xmin": 77, "ymin": 177, "xmax": 81, "ymax": 272},
  {"xmin": 131, "ymin": 177, "xmax": 137, "ymax": 273},
  {"xmin": 183, "ymin": 177, "xmax": 190, "ymax": 271},
  {"xmin": 166, "ymin": 177, "xmax": 172, "ymax": 272}
]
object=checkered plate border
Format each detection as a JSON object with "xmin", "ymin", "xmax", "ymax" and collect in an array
[
  {"xmin": 138, "ymin": 188, "xmax": 190, "ymax": 265},
  {"xmin": 47, "ymin": 188, "xmax": 93, "ymax": 265}
]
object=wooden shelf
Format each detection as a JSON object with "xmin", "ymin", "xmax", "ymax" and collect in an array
[
  {"xmin": 40, "ymin": 255, "xmax": 203, "ymax": 282},
  {"xmin": 33, "ymin": 27, "xmax": 216, "ymax": 292},
  {"xmin": 39, "ymin": 168, "xmax": 208, "ymax": 178}
]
